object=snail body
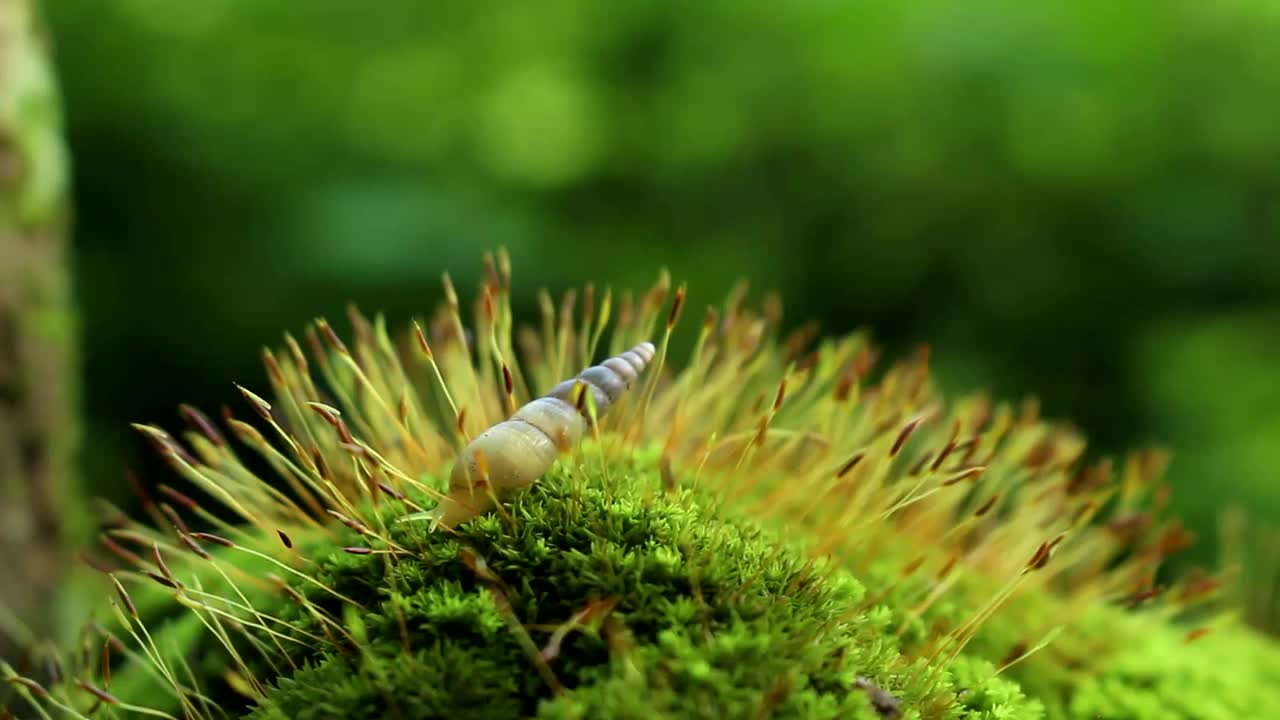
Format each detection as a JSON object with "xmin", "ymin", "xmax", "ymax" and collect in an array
[{"xmin": 427, "ymin": 341, "xmax": 656, "ymax": 528}]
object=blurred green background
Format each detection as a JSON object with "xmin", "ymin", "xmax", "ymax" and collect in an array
[{"xmin": 45, "ymin": 0, "xmax": 1280, "ymax": 569}]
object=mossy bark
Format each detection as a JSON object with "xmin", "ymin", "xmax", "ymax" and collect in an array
[{"xmin": 0, "ymin": 0, "xmax": 76, "ymax": 655}]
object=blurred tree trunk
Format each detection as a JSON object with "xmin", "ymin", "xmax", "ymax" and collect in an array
[{"xmin": 0, "ymin": 0, "xmax": 75, "ymax": 661}]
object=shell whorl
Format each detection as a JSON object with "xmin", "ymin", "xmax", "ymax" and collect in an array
[{"xmin": 432, "ymin": 341, "xmax": 656, "ymax": 527}]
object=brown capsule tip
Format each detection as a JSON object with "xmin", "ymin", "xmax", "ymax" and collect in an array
[
  {"xmin": 158, "ymin": 503, "xmax": 190, "ymax": 534},
  {"xmin": 752, "ymin": 418, "xmax": 770, "ymax": 448},
  {"xmin": 1184, "ymin": 627, "xmax": 1212, "ymax": 644},
  {"xmin": 1129, "ymin": 586, "xmax": 1164, "ymax": 607},
  {"xmin": 942, "ymin": 465, "xmax": 987, "ymax": 486},
  {"xmin": 502, "ymin": 364, "xmax": 514, "ymax": 395},
  {"xmin": 1154, "ymin": 524, "xmax": 1196, "ymax": 558},
  {"xmin": 1025, "ymin": 540, "xmax": 1058, "ymax": 572},
  {"xmin": 306, "ymin": 402, "xmax": 341, "ymax": 425},
  {"xmin": 124, "ymin": 468, "xmax": 153, "ymax": 508},
  {"xmin": 344, "ymin": 547, "xmax": 373, "ymax": 555},
  {"xmin": 336, "ymin": 417, "xmax": 355, "ymax": 444},
  {"xmin": 76, "ymin": 680, "xmax": 120, "ymax": 706},
  {"xmin": 100, "ymin": 630, "xmax": 127, "ymax": 655},
  {"xmin": 703, "ymin": 305, "xmax": 717, "ymax": 331},
  {"xmin": 890, "ymin": 417, "xmax": 923, "ymax": 458},
  {"xmin": 305, "ymin": 324, "xmax": 327, "ymax": 362},
  {"xmin": 144, "ymin": 570, "xmax": 179, "ymax": 589},
  {"xmin": 647, "ymin": 272, "xmax": 670, "ymax": 311},
  {"xmin": 101, "ymin": 641, "xmax": 113, "ymax": 687},
  {"xmin": 660, "ymin": 456, "xmax": 678, "ymax": 492},
  {"xmin": 483, "ymin": 286, "xmax": 496, "ymax": 322},
  {"xmin": 441, "ymin": 272, "xmax": 459, "ymax": 307},
  {"xmin": 908, "ymin": 452, "xmax": 934, "ymax": 477},
  {"xmin": 152, "ymin": 542, "xmax": 173, "ymax": 574},
  {"xmin": 456, "ymin": 408, "xmax": 468, "ymax": 435},
  {"xmin": 482, "ymin": 252, "xmax": 500, "ymax": 290},
  {"xmin": 277, "ymin": 530, "xmax": 294, "ymax": 549},
  {"xmin": 235, "ymin": 384, "xmax": 273, "ymax": 420},
  {"xmin": 262, "ymin": 348, "xmax": 286, "ymax": 385},
  {"xmin": 573, "ymin": 381, "xmax": 589, "ymax": 412},
  {"xmin": 834, "ymin": 371, "xmax": 856, "ymax": 403},
  {"xmin": 178, "ymin": 404, "xmax": 225, "ymax": 447},
  {"xmin": 311, "ymin": 445, "xmax": 331, "ymax": 479},
  {"xmin": 377, "ymin": 481, "xmax": 407, "ymax": 501},
  {"xmin": 1105, "ymin": 511, "xmax": 1151, "ymax": 540},
  {"xmin": 316, "ymin": 319, "xmax": 349, "ymax": 355},
  {"xmin": 582, "ymin": 284, "xmax": 597, "ymax": 325},
  {"xmin": 667, "ymin": 285, "xmax": 687, "ymax": 330},
  {"xmin": 915, "ymin": 342, "xmax": 932, "ymax": 367},
  {"xmin": 190, "ymin": 532, "xmax": 235, "ymax": 548},
  {"xmin": 1071, "ymin": 501, "xmax": 1100, "ymax": 529},
  {"xmin": 101, "ymin": 536, "xmax": 143, "ymax": 567},
  {"xmin": 348, "ymin": 306, "xmax": 373, "ymax": 343},
  {"xmin": 973, "ymin": 493, "xmax": 1001, "ymax": 518},
  {"xmin": 616, "ymin": 291, "xmax": 634, "ymax": 327},
  {"xmin": 80, "ymin": 551, "xmax": 115, "ymax": 574},
  {"xmin": 111, "ymin": 578, "xmax": 138, "ymax": 618},
  {"xmin": 157, "ymin": 484, "xmax": 199, "ymax": 511},
  {"xmin": 999, "ymin": 642, "xmax": 1030, "ymax": 670},
  {"xmin": 930, "ymin": 439, "xmax": 958, "ymax": 472},
  {"xmin": 901, "ymin": 555, "xmax": 927, "ymax": 577},
  {"xmin": 8, "ymin": 676, "xmax": 50, "ymax": 698},
  {"xmin": 285, "ymin": 333, "xmax": 309, "ymax": 373},
  {"xmin": 951, "ymin": 438, "xmax": 978, "ymax": 464},
  {"xmin": 1023, "ymin": 439, "xmax": 1056, "ymax": 469},
  {"xmin": 795, "ymin": 350, "xmax": 820, "ymax": 373},
  {"xmin": 936, "ymin": 554, "xmax": 961, "ymax": 581},
  {"xmin": 497, "ymin": 247, "xmax": 512, "ymax": 288},
  {"xmin": 179, "ymin": 533, "xmax": 211, "ymax": 560},
  {"xmin": 339, "ymin": 442, "xmax": 368, "ymax": 457},
  {"xmin": 772, "ymin": 377, "xmax": 788, "ymax": 412},
  {"xmin": 327, "ymin": 510, "xmax": 370, "ymax": 535},
  {"xmin": 853, "ymin": 346, "xmax": 874, "ymax": 378},
  {"xmin": 414, "ymin": 322, "xmax": 433, "ymax": 358},
  {"xmin": 558, "ymin": 288, "xmax": 578, "ymax": 329},
  {"xmin": 1179, "ymin": 574, "xmax": 1223, "ymax": 604},
  {"xmin": 836, "ymin": 452, "xmax": 866, "ymax": 479}
]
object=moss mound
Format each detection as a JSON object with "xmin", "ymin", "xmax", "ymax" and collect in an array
[
  {"xmin": 1052, "ymin": 613, "xmax": 1280, "ymax": 719},
  {"xmin": 243, "ymin": 452, "xmax": 1042, "ymax": 719},
  {"xmin": 9, "ymin": 259, "xmax": 1280, "ymax": 720}
]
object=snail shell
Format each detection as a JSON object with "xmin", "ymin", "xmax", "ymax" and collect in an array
[{"xmin": 429, "ymin": 341, "xmax": 655, "ymax": 527}]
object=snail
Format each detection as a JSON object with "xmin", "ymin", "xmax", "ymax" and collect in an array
[{"xmin": 418, "ymin": 341, "xmax": 656, "ymax": 528}]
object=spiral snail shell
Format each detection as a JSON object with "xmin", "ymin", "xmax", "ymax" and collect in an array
[{"xmin": 426, "ymin": 341, "xmax": 656, "ymax": 528}]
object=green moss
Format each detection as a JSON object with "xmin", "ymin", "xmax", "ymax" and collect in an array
[
  {"xmin": 1056, "ymin": 617, "xmax": 1280, "ymax": 719},
  {"xmin": 60, "ymin": 434, "xmax": 1280, "ymax": 720},
  {"xmin": 235, "ymin": 452, "xmax": 1041, "ymax": 719},
  {"xmin": 16, "ymin": 264, "xmax": 1280, "ymax": 720},
  {"xmin": 886, "ymin": 565, "xmax": 1280, "ymax": 720}
]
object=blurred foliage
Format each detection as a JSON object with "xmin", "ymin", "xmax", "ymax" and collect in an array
[
  {"xmin": 44, "ymin": 0, "xmax": 1280, "ymax": 566},
  {"xmin": 1139, "ymin": 312, "xmax": 1280, "ymax": 552}
]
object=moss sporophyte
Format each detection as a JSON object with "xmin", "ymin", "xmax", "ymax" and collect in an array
[{"xmin": 5, "ymin": 249, "xmax": 1280, "ymax": 719}]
